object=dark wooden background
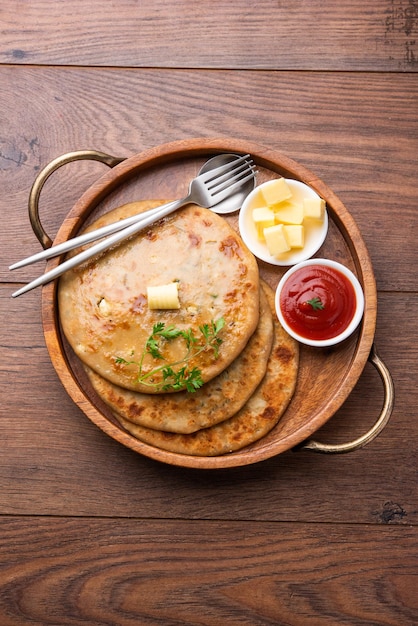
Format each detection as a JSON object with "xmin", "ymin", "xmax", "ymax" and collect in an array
[{"xmin": 1, "ymin": 1, "xmax": 417, "ymax": 624}]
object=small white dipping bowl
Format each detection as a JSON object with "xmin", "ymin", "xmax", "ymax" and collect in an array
[
  {"xmin": 239, "ymin": 178, "xmax": 328, "ymax": 266},
  {"xmin": 275, "ymin": 259, "xmax": 365, "ymax": 347}
]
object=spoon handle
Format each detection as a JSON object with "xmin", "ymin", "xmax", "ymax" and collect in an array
[
  {"xmin": 9, "ymin": 200, "xmax": 179, "ymax": 270},
  {"xmin": 12, "ymin": 197, "xmax": 187, "ymax": 298}
]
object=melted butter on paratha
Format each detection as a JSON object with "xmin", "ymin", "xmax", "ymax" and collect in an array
[
  {"xmin": 84, "ymin": 285, "xmax": 274, "ymax": 434},
  {"xmin": 114, "ymin": 283, "xmax": 299, "ymax": 456},
  {"xmin": 58, "ymin": 200, "xmax": 260, "ymax": 393}
]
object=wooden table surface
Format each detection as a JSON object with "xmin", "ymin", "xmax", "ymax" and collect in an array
[{"xmin": 1, "ymin": 2, "xmax": 417, "ymax": 624}]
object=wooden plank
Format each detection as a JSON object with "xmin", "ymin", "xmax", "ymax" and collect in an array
[
  {"xmin": 0, "ymin": 2, "xmax": 416, "ymax": 622},
  {"xmin": 0, "ymin": 516, "xmax": 416, "ymax": 625},
  {"xmin": 1, "ymin": 67, "xmax": 417, "ymax": 291},
  {"xmin": 0, "ymin": 286, "xmax": 415, "ymax": 524},
  {"xmin": 0, "ymin": 0, "xmax": 416, "ymax": 71}
]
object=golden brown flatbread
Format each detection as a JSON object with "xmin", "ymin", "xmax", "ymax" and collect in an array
[
  {"xmin": 58, "ymin": 200, "xmax": 260, "ymax": 393},
  {"xmin": 84, "ymin": 285, "xmax": 274, "ymax": 433},
  {"xmin": 114, "ymin": 283, "xmax": 299, "ymax": 456}
]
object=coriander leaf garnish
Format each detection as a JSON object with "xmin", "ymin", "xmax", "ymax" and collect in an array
[
  {"xmin": 306, "ymin": 296, "xmax": 325, "ymax": 310},
  {"xmin": 161, "ymin": 365, "xmax": 204, "ymax": 393},
  {"xmin": 114, "ymin": 356, "xmax": 130, "ymax": 365},
  {"xmin": 114, "ymin": 317, "xmax": 224, "ymax": 393}
]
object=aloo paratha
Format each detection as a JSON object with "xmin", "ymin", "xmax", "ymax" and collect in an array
[
  {"xmin": 58, "ymin": 200, "xmax": 260, "ymax": 393},
  {"xmin": 84, "ymin": 285, "xmax": 273, "ymax": 433},
  {"xmin": 114, "ymin": 283, "xmax": 299, "ymax": 455}
]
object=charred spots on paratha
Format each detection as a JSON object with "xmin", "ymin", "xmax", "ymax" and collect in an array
[
  {"xmin": 130, "ymin": 293, "xmax": 147, "ymax": 314},
  {"xmin": 260, "ymin": 406, "xmax": 277, "ymax": 422},
  {"xmin": 219, "ymin": 235, "xmax": 244, "ymax": 259},
  {"xmin": 188, "ymin": 232, "xmax": 202, "ymax": 247},
  {"xmin": 273, "ymin": 345, "xmax": 294, "ymax": 365}
]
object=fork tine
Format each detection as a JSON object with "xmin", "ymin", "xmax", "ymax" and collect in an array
[
  {"xmin": 206, "ymin": 160, "xmax": 255, "ymax": 193},
  {"xmin": 209, "ymin": 161, "xmax": 256, "ymax": 195},
  {"xmin": 209, "ymin": 170, "xmax": 257, "ymax": 203},
  {"xmin": 200, "ymin": 154, "xmax": 252, "ymax": 183}
]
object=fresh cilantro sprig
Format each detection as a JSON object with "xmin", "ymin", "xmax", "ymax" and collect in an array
[
  {"xmin": 306, "ymin": 297, "xmax": 325, "ymax": 310},
  {"xmin": 115, "ymin": 317, "xmax": 225, "ymax": 392}
]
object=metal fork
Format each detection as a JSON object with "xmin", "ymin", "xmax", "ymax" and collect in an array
[
  {"xmin": 10, "ymin": 154, "xmax": 254, "ymax": 271},
  {"xmin": 12, "ymin": 154, "xmax": 256, "ymax": 297}
]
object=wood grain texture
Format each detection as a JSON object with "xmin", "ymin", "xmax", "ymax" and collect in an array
[
  {"xmin": 0, "ymin": 286, "xmax": 415, "ymax": 523},
  {"xmin": 0, "ymin": 517, "xmax": 417, "ymax": 626},
  {"xmin": 1, "ymin": 67, "xmax": 417, "ymax": 290},
  {"xmin": 0, "ymin": 0, "xmax": 417, "ymax": 72},
  {"xmin": 1, "ymin": 0, "xmax": 417, "ymax": 620}
]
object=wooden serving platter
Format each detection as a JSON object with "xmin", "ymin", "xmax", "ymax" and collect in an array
[{"xmin": 39, "ymin": 138, "xmax": 377, "ymax": 468}]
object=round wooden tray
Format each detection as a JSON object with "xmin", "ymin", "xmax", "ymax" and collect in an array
[{"xmin": 32, "ymin": 138, "xmax": 393, "ymax": 468}]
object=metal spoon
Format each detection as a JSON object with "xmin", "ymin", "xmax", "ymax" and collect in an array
[
  {"xmin": 197, "ymin": 152, "xmax": 256, "ymax": 214},
  {"xmin": 9, "ymin": 153, "xmax": 255, "ymax": 271}
]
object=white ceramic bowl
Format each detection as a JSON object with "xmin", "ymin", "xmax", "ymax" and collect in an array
[
  {"xmin": 239, "ymin": 178, "xmax": 328, "ymax": 266},
  {"xmin": 275, "ymin": 259, "xmax": 365, "ymax": 347}
]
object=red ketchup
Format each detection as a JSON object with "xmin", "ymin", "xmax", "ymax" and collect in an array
[{"xmin": 279, "ymin": 264, "xmax": 357, "ymax": 341}]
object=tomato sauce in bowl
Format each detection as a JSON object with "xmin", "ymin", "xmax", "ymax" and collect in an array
[{"xmin": 275, "ymin": 259, "xmax": 365, "ymax": 347}]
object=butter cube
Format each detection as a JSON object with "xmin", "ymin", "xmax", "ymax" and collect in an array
[
  {"xmin": 273, "ymin": 202, "xmax": 304, "ymax": 225},
  {"xmin": 147, "ymin": 282, "xmax": 180, "ymax": 310},
  {"xmin": 252, "ymin": 207, "xmax": 275, "ymax": 240},
  {"xmin": 261, "ymin": 178, "xmax": 292, "ymax": 206},
  {"xmin": 283, "ymin": 224, "xmax": 304, "ymax": 248},
  {"xmin": 263, "ymin": 224, "xmax": 291, "ymax": 256},
  {"xmin": 303, "ymin": 197, "xmax": 325, "ymax": 220}
]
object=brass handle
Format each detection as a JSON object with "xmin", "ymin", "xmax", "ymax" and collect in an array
[
  {"xmin": 28, "ymin": 150, "xmax": 126, "ymax": 249},
  {"xmin": 301, "ymin": 344, "xmax": 394, "ymax": 453}
]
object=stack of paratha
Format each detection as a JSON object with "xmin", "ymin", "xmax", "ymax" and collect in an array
[{"xmin": 58, "ymin": 200, "xmax": 299, "ymax": 457}]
